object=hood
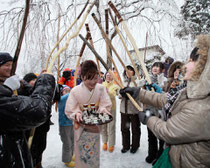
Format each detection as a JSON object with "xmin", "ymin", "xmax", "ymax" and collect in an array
[
  {"xmin": 187, "ymin": 34, "xmax": 210, "ymax": 99},
  {"xmin": 63, "ymin": 68, "xmax": 71, "ymax": 72},
  {"xmin": 167, "ymin": 61, "xmax": 184, "ymax": 78}
]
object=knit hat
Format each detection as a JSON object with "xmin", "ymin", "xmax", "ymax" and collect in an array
[
  {"xmin": 0, "ymin": 52, "xmax": 13, "ymax": 66},
  {"xmin": 23, "ymin": 73, "xmax": 37, "ymax": 83},
  {"xmin": 61, "ymin": 85, "xmax": 70, "ymax": 94}
]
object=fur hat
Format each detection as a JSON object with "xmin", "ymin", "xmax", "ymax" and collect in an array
[
  {"xmin": 0, "ymin": 52, "xmax": 13, "ymax": 66},
  {"xmin": 167, "ymin": 61, "xmax": 184, "ymax": 78},
  {"xmin": 23, "ymin": 73, "xmax": 37, "ymax": 83}
]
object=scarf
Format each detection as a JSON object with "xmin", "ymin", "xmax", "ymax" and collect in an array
[{"xmin": 163, "ymin": 81, "xmax": 187, "ymax": 120}]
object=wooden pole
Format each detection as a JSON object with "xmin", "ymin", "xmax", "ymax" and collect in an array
[
  {"xmin": 108, "ymin": 1, "xmax": 151, "ymax": 84},
  {"xmin": 143, "ymin": 32, "xmax": 148, "ymax": 62},
  {"xmin": 45, "ymin": 0, "xmax": 89, "ymax": 70},
  {"xmin": 79, "ymin": 34, "xmax": 143, "ymax": 111},
  {"xmin": 85, "ymin": 24, "xmax": 101, "ymax": 75},
  {"xmin": 108, "ymin": 8, "xmax": 141, "ymax": 80},
  {"xmin": 47, "ymin": 0, "xmax": 96, "ymax": 73},
  {"xmin": 74, "ymin": 32, "xmax": 90, "ymax": 86},
  {"xmin": 92, "ymin": 13, "xmax": 137, "ymax": 86},
  {"xmin": 11, "ymin": 0, "xmax": 30, "ymax": 75}
]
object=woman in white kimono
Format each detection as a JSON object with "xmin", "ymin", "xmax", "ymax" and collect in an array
[{"xmin": 65, "ymin": 60, "xmax": 112, "ymax": 168}]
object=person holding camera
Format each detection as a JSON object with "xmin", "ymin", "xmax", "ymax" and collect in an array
[
  {"xmin": 0, "ymin": 52, "xmax": 56, "ymax": 168},
  {"xmin": 119, "ymin": 34, "xmax": 210, "ymax": 168},
  {"xmin": 59, "ymin": 68, "xmax": 74, "ymax": 89}
]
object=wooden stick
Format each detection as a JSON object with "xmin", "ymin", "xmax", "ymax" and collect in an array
[
  {"xmin": 47, "ymin": 0, "xmax": 96, "ymax": 73},
  {"xmin": 108, "ymin": 8, "xmax": 141, "ymax": 80},
  {"xmin": 85, "ymin": 24, "xmax": 101, "ymax": 75},
  {"xmin": 108, "ymin": 1, "xmax": 151, "ymax": 84},
  {"xmin": 45, "ymin": 0, "xmax": 89, "ymax": 70},
  {"xmin": 92, "ymin": 13, "xmax": 137, "ymax": 86},
  {"xmin": 143, "ymin": 32, "xmax": 148, "ymax": 62},
  {"xmin": 74, "ymin": 32, "xmax": 90, "ymax": 86},
  {"xmin": 11, "ymin": 0, "xmax": 30, "ymax": 75},
  {"xmin": 79, "ymin": 34, "xmax": 143, "ymax": 111}
]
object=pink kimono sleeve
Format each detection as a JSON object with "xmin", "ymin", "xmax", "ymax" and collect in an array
[
  {"xmin": 98, "ymin": 86, "xmax": 112, "ymax": 113},
  {"xmin": 65, "ymin": 89, "xmax": 82, "ymax": 120}
]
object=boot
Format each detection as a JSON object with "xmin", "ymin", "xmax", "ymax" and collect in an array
[
  {"xmin": 65, "ymin": 161, "xmax": 75, "ymax": 167},
  {"xmin": 72, "ymin": 154, "xmax": 75, "ymax": 161},
  {"xmin": 102, "ymin": 143, "xmax": 107, "ymax": 151},
  {"xmin": 130, "ymin": 148, "xmax": 138, "ymax": 154},
  {"xmin": 34, "ymin": 162, "xmax": 43, "ymax": 168},
  {"xmin": 145, "ymin": 155, "xmax": 156, "ymax": 164},
  {"xmin": 121, "ymin": 147, "xmax": 130, "ymax": 153},
  {"xmin": 108, "ymin": 146, "xmax": 114, "ymax": 153}
]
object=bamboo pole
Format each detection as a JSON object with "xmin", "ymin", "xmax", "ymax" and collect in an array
[
  {"xmin": 108, "ymin": 1, "xmax": 151, "ymax": 84},
  {"xmin": 92, "ymin": 13, "xmax": 137, "ymax": 86},
  {"xmin": 108, "ymin": 8, "xmax": 141, "ymax": 80},
  {"xmin": 143, "ymin": 32, "xmax": 148, "ymax": 62},
  {"xmin": 74, "ymin": 32, "xmax": 90, "ymax": 86},
  {"xmin": 11, "ymin": 0, "xmax": 30, "ymax": 75},
  {"xmin": 79, "ymin": 34, "xmax": 143, "ymax": 112},
  {"xmin": 47, "ymin": 0, "xmax": 96, "ymax": 73},
  {"xmin": 45, "ymin": 0, "xmax": 89, "ymax": 70},
  {"xmin": 57, "ymin": 6, "xmax": 61, "ymax": 82},
  {"xmin": 85, "ymin": 24, "xmax": 101, "ymax": 75}
]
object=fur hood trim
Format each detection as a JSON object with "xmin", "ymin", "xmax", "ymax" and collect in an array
[{"xmin": 187, "ymin": 34, "xmax": 210, "ymax": 98}]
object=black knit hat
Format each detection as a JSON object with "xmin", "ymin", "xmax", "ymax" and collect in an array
[
  {"xmin": 0, "ymin": 52, "xmax": 13, "ymax": 66},
  {"xmin": 23, "ymin": 73, "xmax": 37, "ymax": 83}
]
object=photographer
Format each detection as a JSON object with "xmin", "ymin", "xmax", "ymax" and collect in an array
[
  {"xmin": 59, "ymin": 68, "xmax": 74, "ymax": 89},
  {"xmin": 0, "ymin": 52, "xmax": 56, "ymax": 168}
]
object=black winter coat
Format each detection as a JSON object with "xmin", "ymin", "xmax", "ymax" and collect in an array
[{"xmin": 0, "ymin": 74, "xmax": 55, "ymax": 168}]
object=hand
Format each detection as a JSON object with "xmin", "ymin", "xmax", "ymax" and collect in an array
[
  {"xmin": 145, "ymin": 83, "xmax": 162, "ymax": 93},
  {"xmin": 75, "ymin": 112, "xmax": 83, "ymax": 122},
  {"xmin": 151, "ymin": 83, "xmax": 162, "ymax": 93},
  {"xmin": 4, "ymin": 75, "xmax": 21, "ymax": 91},
  {"xmin": 98, "ymin": 107, "xmax": 112, "ymax": 116},
  {"xmin": 119, "ymin": 87, "xmax": 140, "ymax": 99},
  {"xmin": 139, "ymin": 109, "xmax": 153, "ymax": 125}
]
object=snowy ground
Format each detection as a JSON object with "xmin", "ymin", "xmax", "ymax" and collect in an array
[{"xmin": 42, "ymin": 99, "xmax": 152, "ymax": 168}]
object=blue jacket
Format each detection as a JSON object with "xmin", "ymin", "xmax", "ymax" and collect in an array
[{"xmin": 58, "ymin": 93, "xmax": 73, "ymax": 126}]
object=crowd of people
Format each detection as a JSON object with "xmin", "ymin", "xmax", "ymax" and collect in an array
[{"xmin": 0, "ymin": 34, "xmax": 209, "ymax": 168}]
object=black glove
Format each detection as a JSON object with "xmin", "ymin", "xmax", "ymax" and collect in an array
[
  {"xmin": 62, "ymin": 70, "xmax": 71, "ymax": 80},
  {"xmin": 139, "ymin": 109, "xmax": 153, "ymax": 125},
  {"xmin": 119, "ymin": 86, "xmax": 140, "ymax": 99},
  {"xmin": 53, "ymin": 84, "xmax": 62, "ymax": 102}
]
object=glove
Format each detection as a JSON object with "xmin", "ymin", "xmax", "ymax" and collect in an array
[
  {"xmin": 151, "ymin": 83, "xmax": 162, "ymax": 93},
  {"xmin": 62, "ymin": 71, "xmax": 71, "ymax": 80},
  {"xmin": 4, "ymin": 75, "xmax": 21, "ymax": 91},
  {"xmin": 139, "ymin": 109, "xmax": 153, "ymax": 125},
  {"xmin": 145, "ymin": 83, "xmax": 162, "ymax": 93},
  {"xmin": 53, "ymin": 84, "xmax": 61, "ymax": 102},
  {"xmin": 119, "ymin": 86, "xmax": 140, "ymax": 99}
]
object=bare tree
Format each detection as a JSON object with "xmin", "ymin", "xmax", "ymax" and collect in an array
[{"xmin": 0, "ymin": 0, "xmax": 181, "ymax": 75}]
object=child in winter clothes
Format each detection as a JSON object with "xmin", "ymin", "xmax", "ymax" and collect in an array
[
  {"xmin": 102, "ymin": 72, "xmax": 119, "ymax": 152},
  {"xmin": 119, "ymin": 65, "xmax": 142, "ymax": 154},
  {"xmin": 163, "ymin": 61, "xmax": 184, "ymax": 92},
  {"xmin": 144, "ymin": 62, "xmax": 166, "ymax": 164},
  {"xmin": 58, "ymin": 85, "xmax": 74, "ymax": 167}
]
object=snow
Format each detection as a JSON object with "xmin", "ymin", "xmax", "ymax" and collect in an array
[{"xmin": 42, "ymin": 98, "xmax": 151, "ymax": 168}]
